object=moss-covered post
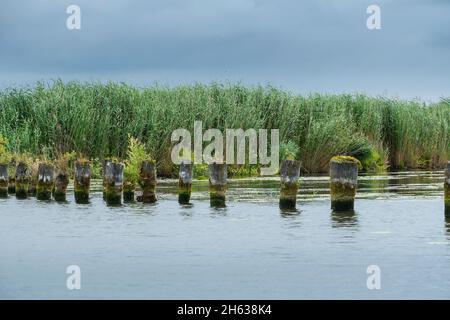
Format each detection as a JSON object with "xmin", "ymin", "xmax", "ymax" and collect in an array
[
  {"xmin": 104, "ymin": 161, "xmax": 124, "ymax": 205},
  {"xmin": 330, "ymin": 156, "xmax": 359, "ymax": 211},
  {"xmin": 279, "ymin": 160, "xmax": 301, "ymax": 210},
  {"xmin": 74, "ymin": 160, "xmax": 91, "ymax": 204},
  {"xmin": 139, "ymin": 161, "xmax": 157, "ymax": 203},
  {"xmin": 28, "ymin": 181, "xmax": 37, "ymax": 197},
  {"xmin": 178, "ymin": 162, "xmax": 193, "ymax": 204},
  {"xmin": 7, "ymin": 165, "xmax": 15, "ymax": 194},
  {"xmin": 28, "ymin": 164, "xmax": 38, "ymax": 197},
  {"xmin": 0, "ymin": 164, "xmax": 8, "ymax": 198},
  {"xmin": 445, "ymin": 161, "xmax": 450, "ymax": 216},
  {"xmin": 123, "ymin": 180, "xmax": 135, "ymax": 203},
  {"xmin": 15, "ymin": 162, "xmax": 29, "ymax": 199},
  {"xmin": 8, "ymin": 179, "xmax": 15, "ymax": 193},
  {"xmin": 208, "ymin": 163, "xmax": 227, "ymax": 207},
  {"xmin": 53, "ymin": 169, "xmax": 69, "ymax": 202},
  {"xmin": 102, "ymin": 159, "xmax": 111, "ymax": 200},
  {"xmin": 36, "ymin": 163, "xmax": 54, "ymax": 200}
]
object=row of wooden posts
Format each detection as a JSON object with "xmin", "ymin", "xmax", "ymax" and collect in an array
[{"xmin": 1, "ymin": 159, "xmax": 449, "ymax": 213}]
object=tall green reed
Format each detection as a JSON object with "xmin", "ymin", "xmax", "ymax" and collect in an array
[{"xmin": 0, "ymin": 80, "xmax": 448, "ymax": 175}]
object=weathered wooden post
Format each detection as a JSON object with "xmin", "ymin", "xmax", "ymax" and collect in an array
[
  {"xmin": 15, "ymin": 162, "xmax": 29, "ymax": 199},
  {"xmin": 138, "ymin": 161, "xmax": 157, "ymax": 203},
  {"xmin": 8, "ymin": 178, "xmax": 15, "ymax": 193},
  {"xmin": 7, "ymin": 163, "xmax": 15, "ymax": 194},
  {"xmin": 36, "ymin": 163, "xmax": 54, "ymax": 200},
  {"xmin": 123, "ymin": 180, "xmax": 135, "ymax": 202},
  {"xmin": 0, "ymin": 163, "xmax": 8, "ymax": 198},
  {"xmin": 102, "ymin": 159, "xmax": 111, "ymax": 200},
  {"xmin": 28, "ymin": 162, "xmax": 38, "ymax": 197},
  {"xmin": 74, "ymin": 160, "xmax": 91, "ymax": 204},
  {"xmin": 445, "ymin": 161, "xmax": 450, "ymax": 216},
  {"xmin": 28, "ymin": 182, "xmax": 37, "ymax": 196},
  {"xmin": 53, "ymin": 169, "xmax": 69, "ymax": 202},
  {"xmin": 178, "ymin": 162, "xmax": 193, "ymax": 204},
  {"xmin": 279, "ymin": 160, "xmax": 301, "ymax": 210},
  {"xmin": 208, "ymin": 163, "xmax": 227, "ymax": 207},
  {"xmin": 330, "ymin": 156, "xmax": 359, "ymax": 211},
  {"xmin": 104, "ymin": 161, "xmax": 124, "ymax": 205}
]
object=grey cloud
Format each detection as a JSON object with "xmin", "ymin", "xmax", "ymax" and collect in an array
[{"xmin": 0, "ymin": 0, "xmax": 449, "ymax": 100}]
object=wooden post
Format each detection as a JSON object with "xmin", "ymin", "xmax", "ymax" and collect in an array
[
  {"xmin": 123, "ymin": 180, "xmax": 135, "ymax": 203},
  {"xmin": 279, "ymin": 160, "xmax": 301, "ymax": 210},
  {"xmin": 445, "ymin": 161, "xmax": 450, "ymax": 216},
  {"xmin": 53, "ymin": 170, "xmax": 69, "ymax": 202},
  {"xmin": 28, "ymin": 164, "xmax": 38, "ymax": 197},
  {"xmin": 208, "ymin": 163, "xmax": 227, "ymax": 207},
  {"xmin": 15, "ymin": 162, "xmax": 29, "ymax": 199},
  {"xmin": 104, "ymin": 161, "xmax": 124, "ymax": 205},
  {"xmin": 74, "ymin": 160, "xmax": 91, "ymax": 204},
  {"xmin": 138, "ymin": 161, "xmax": 157, "ymax": 203},
  {"xmin": 0, "ymin": 163, "xmax": 7, "ymax": 198},
  {"xmin": 178, "ymin": 162, "xmax": 193, "ymax": 204},
  {"xmin": 330, "ymin": 156, "xmax": 358, "ymax": 211},
  {"xmin": 8, "ymin": 163, "xmax": 15, "ymax": 194},
  {"xmin": 8, "ymin": 178, "xmax": 15, "ymax": 193},
  {"xmin": 36, "ymin": 163, "xmax": 54, "ymax": 200},
  {"xmin": 102, "ymin": 159, "xmax": 111, "ymax": 200},
  {"xmin": 28, "ymin": 182, "xmax": 37, "ymax": 196}
]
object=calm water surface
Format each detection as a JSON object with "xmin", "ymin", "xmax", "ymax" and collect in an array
[{"xmin": 0, "ymin": 171, "xmax": 449, "ymax": 299}]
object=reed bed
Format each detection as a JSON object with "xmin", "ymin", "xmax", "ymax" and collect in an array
[{"xmin": 0, "ymin": 80, "xmax": 448, "ymax": 175}]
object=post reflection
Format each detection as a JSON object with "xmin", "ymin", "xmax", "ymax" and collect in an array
[
  {"xmin": 445, "ymin": 214, "xmax": 450, "ymax": 237},
  {"xmin": 280, "ymin": 207, "xmax": 302, "ymax": 229},
  {"xmin": 209, "ymin": 206, "xmax": 228, "ymax": 217},
  {"xmin": 280, "ymin": 207, "xmax": 301, "ymax": 216},
  {"xmin": 331, "ymin": 209, "xmax": 358, "ymax": 228}
]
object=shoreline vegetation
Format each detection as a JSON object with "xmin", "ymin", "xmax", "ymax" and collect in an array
[{"xmin": 0, "ymin": 80, "xmax": 448, "ymax": 179}]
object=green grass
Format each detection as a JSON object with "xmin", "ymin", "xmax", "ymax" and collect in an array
[{"xmin": 0, "ymin": 80, "xmax": 448, "ymax": 175}]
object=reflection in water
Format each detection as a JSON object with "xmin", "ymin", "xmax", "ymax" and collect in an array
[
  {"xmin": 331, "ymin": 209, "xmax": 358, "ymax": 228},
  {"xmin": 179, "ymin": 203, "xmax": 194, "ymax": 217},
  {"xmin": 280, "ymin": 209, "xmax": 302, "ymax": 229},
  {"xmin": 280, "ymin": 207, "xmax": 301, "ymax": 216},
  {"xmin": 0, "ymin": 170, "xmax": 448, "ymax": 299},
  {"xmin": 357, "ymin": 178, "xmax": 386, "ymax": 195},
  {"xmin": 210, "ymin": 206, "xmax": 228, "ymax": 216},
  {"xmin": 151, "ymin": 170, "xmax": 445, "ymax": 204},
  {"xmin": 445, "ymin": 214, "xmax": 450, "ymax": 237}
]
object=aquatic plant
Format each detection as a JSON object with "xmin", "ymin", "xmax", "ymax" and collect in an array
[
  {"xmin": 280, "ymin": 141, "xmax": 299, "ymax": 161},
  {"xmin": 193, "ymin": 163, "xmax": 209, "ymax": 180},
  {"xmin": 54, "ymin": 152, "xmax": 76, "ymax": 173},
  {"xmin": 228, "ymin": 165, "xmax": 259, "ymax": 178},
  {"xmin": 0, "ymin": 135, "xmax": 12, "ymax": 164},
  {"xmin": 15, "ymin": 153, "xmax": 34, "ymax": 167},
  {"xmin": 123, "ymin": 136, "xmax": 151, "ymax": 186},
  {"xmin": 0, "ymin": 81, "xmax": 448, "ymax": 175},
  {"xmin": 123, "ymin": 136, "xmax": 153, "ymax": 201}
]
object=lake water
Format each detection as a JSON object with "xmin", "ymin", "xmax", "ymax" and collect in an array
[{"xmin": 1, "ymin": 171, "xmax": 449, "ymax": 299}]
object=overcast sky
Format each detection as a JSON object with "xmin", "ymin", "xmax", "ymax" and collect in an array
[{"xmin": 0, "ymin": 0, "xmax": 449, "ymax": 101}]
